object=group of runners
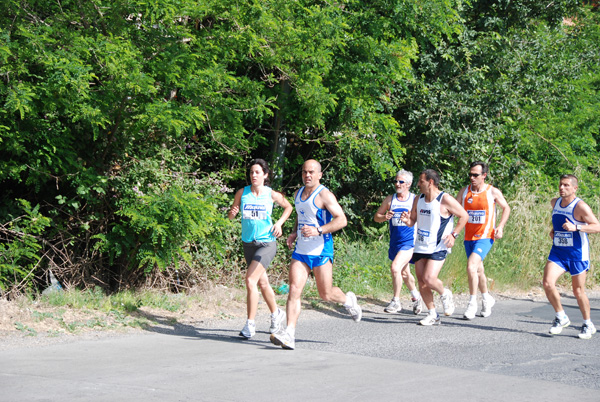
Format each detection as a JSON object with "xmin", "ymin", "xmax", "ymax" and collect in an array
[{"xmin": 228, "ymin": 158, "xmax": 600, "ymax": 350}]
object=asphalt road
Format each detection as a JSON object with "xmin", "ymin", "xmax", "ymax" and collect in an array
[{"xmin": 1, "ymin": 293, "xmax": 599, "ymax": 401}]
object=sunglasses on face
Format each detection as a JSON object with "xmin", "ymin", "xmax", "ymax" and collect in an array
[
  {"xmin": 393, "ymin": 180, "xmax": 406, "ymax": 184},
  {"xmin": 468, "ymin": 173, "xmax": 481, "ymax": 178}
]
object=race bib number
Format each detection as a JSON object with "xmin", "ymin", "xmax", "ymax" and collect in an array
[
  {"xmin": 554, "ymin": 231, "xmax": 573, "ymax": 247},
  {"xmin": 243, "ymin": 204, "xmax": 267, "ymax": 220},
  {"xmin": 468, "ymin": 210, "xmax": 486, "ymax": 224},
  {"xmin": 417, "ymin": 229, "xmax": 430, "ymax": 244},
  {"xmin": 299, "ymin": 224, "xmax": 318, "ymax": 242},
  {"xmin": 391, "ymin": 212, "xmax": 405, "ymax": 227}
]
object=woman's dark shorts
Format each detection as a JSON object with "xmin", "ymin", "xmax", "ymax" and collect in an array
[{"xmin": 243, "ymin": 241, "xmax": 277, "ymax": 269}]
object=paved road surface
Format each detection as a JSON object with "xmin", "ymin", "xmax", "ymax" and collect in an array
[{"xmin": 1, "ymin": 293, "xmax": 598, "ymax": 401}]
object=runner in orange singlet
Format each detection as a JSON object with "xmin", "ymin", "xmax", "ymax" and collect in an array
[{"xmin": 457, "ymin": 161, "xmax": 510, "ymax": 320}]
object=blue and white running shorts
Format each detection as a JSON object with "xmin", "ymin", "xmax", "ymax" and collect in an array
[
  {"xmin": 291, "ymin": 252, "xmax": 333, "ymax": 270},
  {"xmin": 464, "ymin": 239, "xmax": 494, "ymax": 261}
]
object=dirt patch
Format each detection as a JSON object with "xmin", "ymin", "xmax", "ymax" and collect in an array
[{"xmin": 0, "ymin": 284, "xmax": 251, "ymax": 349}]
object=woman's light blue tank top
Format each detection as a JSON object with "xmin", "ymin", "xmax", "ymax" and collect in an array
[{"xmin": 241, "ymin": 186, "xmax": 275, "ymax": 243}]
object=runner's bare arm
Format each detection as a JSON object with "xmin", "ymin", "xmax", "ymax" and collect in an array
[
  {"xmin": 374, "ymin": 195, "xmax": 394, "ymax": 223},
  {"xmin": 318, "ymin": 189, "xmax": 348, "ymax": 233},
  {"xmin": 442, "ymin": 194, "xmax": 468, "ymax": 247},
  {"xmin": 563, "ymin": 201, "xmax": 600, "ymax": 234},
  {"xmin": 549, "ymin": 197, "xmax": 558, "ymax": 239},
  {"xmin": 456, "ymin": 186, "xmax": 466, "ymax": 206},
  {"xmin": 286, "ymin": 190, "xmax": 299, "ymax": 249},
  {"xmin": 272, "ymin": 191, "xmax": 293, "ymax": 238},
  {"xmin": 228, "ymin": 189, "xmax": 244, "ymax": 220},
  {"xmin": 492, "ymin": 187, "xmax": 511, "ymax": 239}
]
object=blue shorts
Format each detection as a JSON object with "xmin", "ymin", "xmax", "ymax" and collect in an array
[
  {"xmin": 389, "ymin": 244, "xmax": 414, "ymax": 261},
  {"xmin": 464, "ymin": 239, "xmax": 494, "ymax": 261},
  {"xmin": 411, "ymin": 250, "xmax": 447, "ymax": 263},
  {"xmin": 548, "ymin": 254, "xmax": 590, "ymax": 276},
  {"xmin": 292, "ymin": 252, "xmax": 333, "ymax": 270}
]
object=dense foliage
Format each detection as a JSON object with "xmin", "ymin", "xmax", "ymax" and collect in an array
[{"xmin": 1, "ymin": 0, "xmax": 598, "ymax": 294}]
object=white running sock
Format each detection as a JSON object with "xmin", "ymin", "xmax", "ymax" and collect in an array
[
  {"xmin": 410, "ymin": 290, "xmax": 421, "ymax": 299},
  {"xmin": 556, "ymin": 311, "xmax": 567, "ymax": 320},
  {"xmin": 469, "ymin": 295, "xmax": 477, "ymax": 303},
  {"xmin": 286, "ymin": 326, "xmax": 295, "ymax": 337}
]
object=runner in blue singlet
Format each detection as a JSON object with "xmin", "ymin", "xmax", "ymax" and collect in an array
[
  {"xmin": 374, "ymin": 169, "xmax": 422, "ymax": 315},
  {"xmin": 543, "ymin": 174, "xmax": 600, "ymax": 339}
]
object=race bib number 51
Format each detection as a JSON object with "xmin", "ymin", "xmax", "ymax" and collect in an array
[{"xmin": 243, "ymin": 204, "xmax": 267, "ymax": 220}]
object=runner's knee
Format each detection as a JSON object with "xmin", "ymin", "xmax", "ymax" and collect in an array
[
  {"xmin": 572, "ymin": 284, "xmax": 587, "ymax": 300},
  {"xmin": 542, "ymin": 278, "xmax": 556, "ymax": 291},
  {"xmin": 318, "ymin": 288, "xmax": 334, "ymax": 301}
]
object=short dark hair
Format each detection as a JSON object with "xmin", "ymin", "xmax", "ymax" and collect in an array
[
  {"xmin": 249, "ymin": 158, "xmax": 271, "ymax": 186},
  {"xmin": 469, "ymin": 161, "xmax": 489, "ymax": 174},
  {"xmin": 560, "ymin": 174, "xmax": 578, "ymax": 187},
  {"xmin": 421, "ymin": 169, "xmax": 440, "ymax": 187}
]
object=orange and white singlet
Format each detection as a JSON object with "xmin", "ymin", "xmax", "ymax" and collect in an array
[{"xmin": 461, "ymin": 184, "xmax": 496, "ymax": 241}]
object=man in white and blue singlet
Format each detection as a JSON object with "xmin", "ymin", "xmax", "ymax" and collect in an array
[
  {"xmin": 543, "ymin": 174, "xmax": 600, "ymax": 339},
  {"xmin": 400, "ymin": 169, "xmax": 468, "ymax": 326},
  {"xmin": 374, "ymin": 169, "xmax": 423, "ymax": 315},
  {"xmin": 270, "ymin": 159, "xmax": 362, "ymax": 350}
]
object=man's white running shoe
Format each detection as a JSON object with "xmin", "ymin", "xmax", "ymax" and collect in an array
[
  {"xmin": 270, "ymin": 329, "xmax": 295, "ymax": 350},
  {"xmin": 578, "ymin": 323, "xmax": 596, "ymax": 340},
  {"xmin": 269, "ymin": 308, "xmax": 286, "ymax": 334},
  {"xmin": 463, "ymin": 301, "xmax": 477, "ymax": 320},
  {"xmin": 239, "ymin": 321, "xmax": 256, "ymax": 339},
  {"xmin": 384, "ymin": 299, "xmax": 402, "ymax": 313},
  {"xmin": 419, "ymin": 314, "xmax": 441, "ymax": 326},
  {"xmin": 441, "ymin": 291, "xmax": 455, "ymax": 316},
  {"xmin": 480, "ymin": 296, "xmax": 496, "ymax": 318},
  {"xmin": 345, "ymin": 291, "xmax": 362, "ymax": 322},
  {"xmin": 411, "ymin": 297, "xmax": 423, "ymax": 315},
  {"xmin": 549, "ymin": 316, "xmax": 570, "ymax": 335}
]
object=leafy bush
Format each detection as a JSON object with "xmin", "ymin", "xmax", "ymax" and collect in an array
[{"xmin": 0, "ymin": 200, "xmax": 51, "ymax": 293}]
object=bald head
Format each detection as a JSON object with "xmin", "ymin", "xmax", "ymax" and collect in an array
[
  {"xmin": 303, "ymin": 159, "xmax": 322, "ymax": 172},
  {"xmin": 301, "ymin": 159, "xmax": 323, "ymax": 188}
]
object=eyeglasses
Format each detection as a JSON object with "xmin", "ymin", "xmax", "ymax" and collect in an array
[
  {"xmin": 393, "ymin": 180, "xmax": 406, "ymax": 184},
  {"xmin": 468, "ymin": 173, "xmax": 481, "ymax": 178}
]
